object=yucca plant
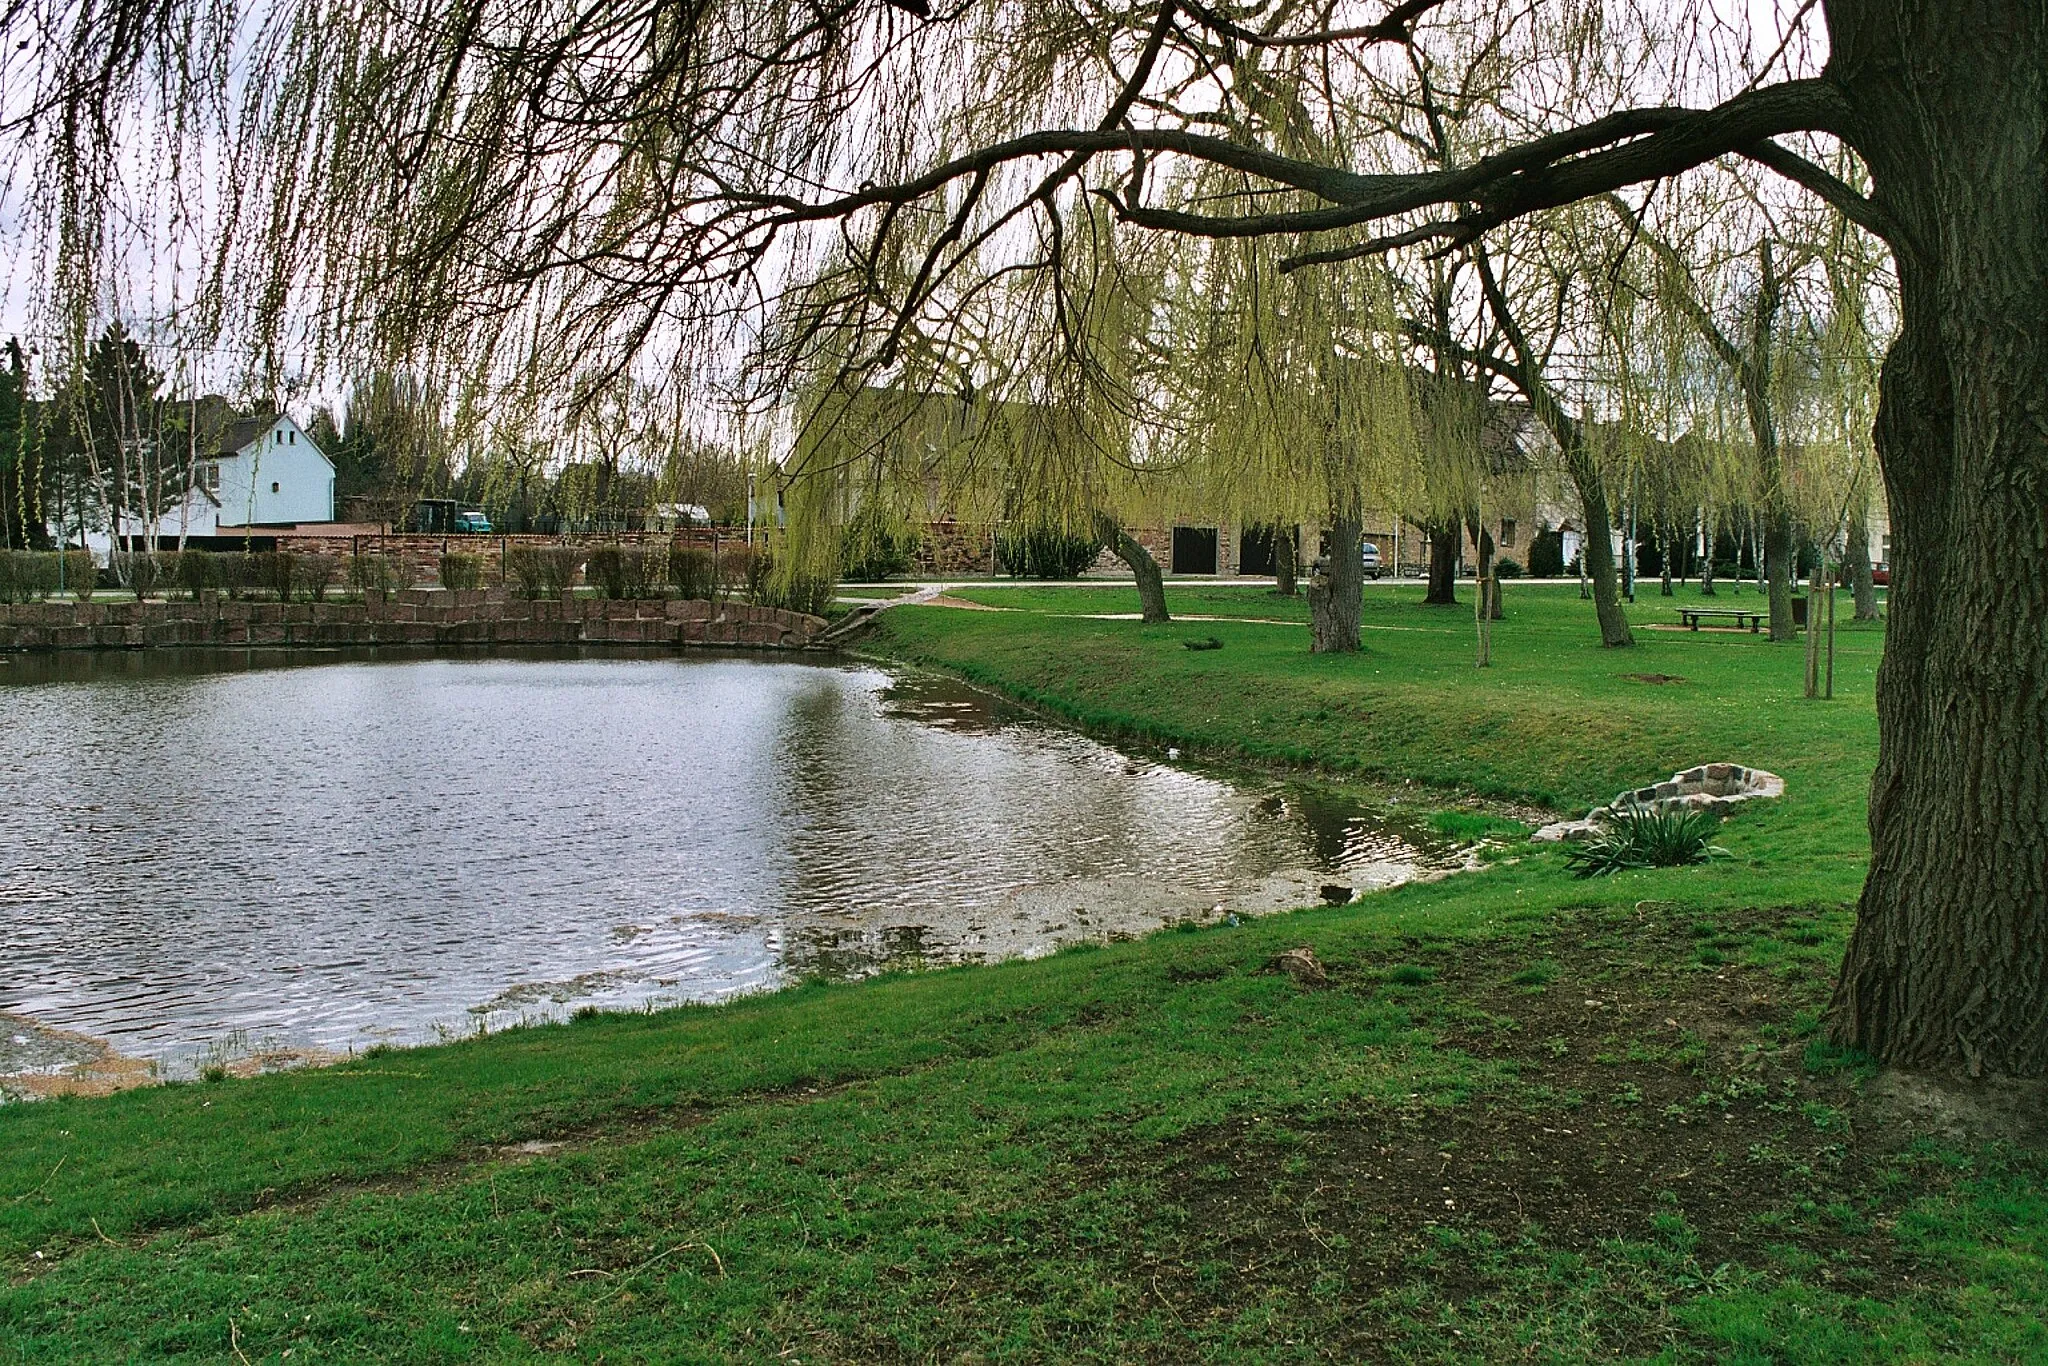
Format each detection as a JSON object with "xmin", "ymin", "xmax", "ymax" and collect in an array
[{"xmin": 1564, "ymin": 803, "xmax": 1731, "ymax": 879}]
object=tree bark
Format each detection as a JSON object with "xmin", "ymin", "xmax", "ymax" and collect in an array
[
  {"xmin": 1700, "ymin": 510, "xmax": 1717, "ymax": 597},
  {"xmin": 1763, "ymin": 509, "xmax": 1797, "ymax": 641},
  {"xmin": 1421, "ymin": 519, "xmax": 1459, "ymax": 605},
  {"xmin": 1466, "ymin": 518, "xmax": 1503, "ymax": 619},
  {"xmin": 1273, "ymin": 522, "xmax": 1298, "ymax": 596},
  {"xmin": 1844, "ymin": 502, "xmax": 1880, "ymax": 621},
  {"xmin": 1309, "ymin": 515, "xmax": 1363, "ymax": 652},
  {"xmin": 1827, "ymin": 0, "xmax": 2048, "ymax": 1077},
  {"xmin": 1095, "ymin": 512, "xmax": 1169, "ymax": 623}
]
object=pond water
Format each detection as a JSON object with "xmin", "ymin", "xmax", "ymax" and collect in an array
[{"xmin": 0, "ymin": 649, "xmax": 1464, "ymax": 1079}]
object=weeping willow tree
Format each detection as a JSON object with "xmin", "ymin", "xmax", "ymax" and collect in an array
[
  {"xmin": 771, "ymin": 198, "xmax": 1182, "ymax": 614},
  {"xmin": 1161, "ymin": 218, "xmax": 1421, "ymax": 651}
]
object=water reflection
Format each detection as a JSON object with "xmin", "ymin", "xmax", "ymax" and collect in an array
[{"xmin": 0, "ymin": 650, "xmax": 1462, "ymax": 1074}]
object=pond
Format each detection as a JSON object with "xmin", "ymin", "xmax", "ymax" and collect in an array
[{"xmin": 0, "ymin": 649, "xmax": 1466, "ymax": 1082}]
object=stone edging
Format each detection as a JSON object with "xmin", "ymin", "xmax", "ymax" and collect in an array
[
  {"xmin": 0, "ymin": 589, "xmax": 830, "ymax": 652},
  {"xmin": 1531, "ymin": 763, "xmax": 1786, "ymax": 843}
]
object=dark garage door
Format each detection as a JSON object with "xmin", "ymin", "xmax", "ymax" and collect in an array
[
  {"xmin": 1172, "ymin": 526, "xmax": 1219, "ymax": 574},
  {"xmin": 1238, "ymin": 526, "xmax": 1277, "ymax": 576}
]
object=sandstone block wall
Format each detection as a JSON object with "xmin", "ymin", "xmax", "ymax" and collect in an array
[{"xmin": 0, "ymin": 590, "xmax": 830, "ymax": 652}]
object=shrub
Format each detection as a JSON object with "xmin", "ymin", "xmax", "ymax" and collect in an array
[
  {"xmin": 63, "ymin": 550, "xmax": 96, "ymax": 601},
  {"xmin": 770, "ymin": 573, "xmax": 835, "ymax": 616},
  {"xmin": 505, "ymin": 545, "xmax": 580, "ymax": 598},
  {"xmin": 839, "ymin": 508, "xmax": 920, "ymax": 580},
  {"xmin": 348, "ymin": 553, "xmax": 401, "ymax": 596},
  {"xmin": 623, "ymin": 546, "xmax": 668, "ymax": 598},
  {"xmin": 300, "ymin": 555, "xmax": 340, "ymax": 601},
  {"xmin": 175, "ymin": 550, "xmax": 217, "ymax": 598},
  {"xmin": 586, "ymin": 545, "xmax": 630, "ymax": 598},
  {"xmin": 1564, "ymin": 804, "xmax": 1730, "ymax": 879},
  {"xmin": 438, "ymin": 551, "xmax": 487, "ymax": 591},
  {"xmin": 996, "ymin": 523, "xmax": 1099, "ymax": 578},
  {"xmin": 215, "ymin": 552, "xmax": 256, "ymax": 600},
  {"xmin": 110, "ymin": 550, "xmax": 166, "ymax": 599},
  {"xmin": 1527, "ymin": 529, "xmax": 1566, "ymax": 578},
  {"xmin": 0, "ymin": 551, "xmax": 44, "ymax": 603},
  {"xmin": 717, "ymin": 543, "xmax": 761, "ymax": 600},
  {"xmin": 540, "ymin": 547, "xmax": 581, "ymax": 597},
  {"xmin": 249, "ymin": 551, "xmax": 299, "ymax": 601},
  {"xmin": 669, "ymin": 546, "xmax": 716, "ymax": 600},
  {"xmin": 731, "ymin": 546, "xmax": 833, "ymax": 615},
  {"xmin": 505, "ymin": 546, "xmax": 546, "ymax": 598},
  {"xmin": 590, "ymin": 544, "xmax": 670, "ymax": 598},
  {"xmin": 1493, "ymin": 557, "xmax": 1524, "ymax": 579}
]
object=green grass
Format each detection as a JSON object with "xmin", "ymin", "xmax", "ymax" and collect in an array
[{"xmin": 4, "ymin": 581, "xmax": 2040, "ymax": 1362}]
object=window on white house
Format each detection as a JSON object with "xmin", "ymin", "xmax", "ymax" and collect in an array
[
  {"xmin": 288, "ymin": 430, "xmax": 295, "ymax": 444},
  {"xmin": 200, "ymin": 463, "xmax": 219, "ymax": 491},
  {"xmin": 271, "ymin": 481, "xmax": 281, "ymax": 493}
]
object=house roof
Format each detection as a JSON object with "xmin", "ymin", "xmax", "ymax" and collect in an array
[{"xmin": 216, "ymin": 414, "xmax": 280, "ymax": 457}]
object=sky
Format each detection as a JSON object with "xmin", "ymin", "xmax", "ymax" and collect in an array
[{"xmin": 0, "ymin": 0, "xmax": 1837, "ymax": 427}]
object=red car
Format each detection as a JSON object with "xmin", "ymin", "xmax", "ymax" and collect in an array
[{"xmin": 1871, "ymin": 562, "xmax": 1890, "ymax": 586}]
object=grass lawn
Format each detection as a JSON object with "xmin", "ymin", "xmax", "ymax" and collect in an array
[{"xmin": 4, "ymin": 580, "xmax": 2042, "ymax": 1363}]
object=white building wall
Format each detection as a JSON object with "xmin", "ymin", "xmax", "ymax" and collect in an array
[{"xmin": 217, "ymin": 416, "xmax": 335, "ymax": 527}]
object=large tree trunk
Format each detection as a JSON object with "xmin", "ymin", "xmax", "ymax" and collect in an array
[
  {"xmin": 1827, "ymin": 0, "xmax": 2048, "ymax": 1077},
  {"xmin": 1273, "ymin": 523, "xmax": 1298, "ymax": 596},
  {"xmin": 1763, "ymin": 510, "xmax": 1797, "ymax": 642},
  {"xmin": 1700, "ymin": 510, "xmax": 1717, "ymax": 597},
  {"xmin": 1095, "ymin": 512, "xmax": 1169, "ymax": 623},
  {"xmin": 1421, "ymin": 520, "xmax": 1458, "ymax": 604},
  {"xmin": 1844, "ymin": 503, "xmax": 1880, "ymax": 621},
  {"xmin": 1309, "ymin": 516, "xmax": 1363, "ymax": 653}
]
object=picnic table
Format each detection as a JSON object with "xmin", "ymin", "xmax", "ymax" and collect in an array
[{"xmin": 1679, "ymin": 606, "xmax": 1766, "ymax": 632}]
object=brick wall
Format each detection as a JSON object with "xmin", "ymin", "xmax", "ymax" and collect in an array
[{"xmin": 0, "ymin": 590, "xmax": 828, "ymax": 652}]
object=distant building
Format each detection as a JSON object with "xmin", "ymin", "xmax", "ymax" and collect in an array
[{"xmin": 118, "ymin": 413, "xmax": 336, "ymax": 548}]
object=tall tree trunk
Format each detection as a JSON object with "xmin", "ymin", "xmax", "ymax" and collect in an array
[
  {"xmin": 1421, "ymin": 519, "xmax": 1459, "ymax": 605},
  {"xmin": 1309, "ymin": 516, "xmax": 1363, "ymax": 653},
  {"xmin": 1763, "ymin": 510, "xmax": 1796, "ymax": 642},
  {"xmin": 1273, "ymin": 522, "xmax": 1297, "ymax": 596},
  {"xmin": 1095, "ymin": 512, "xmax": 1169, "ymax": 623},
  {"xmin": 1659, "ymin": 524, "xmax": 1675, "ymax": 596},
  {"xmin": 1828, "ymin": 1, "xmax": 2048, "ymax": 1077},
  {"xmin": 1700, "ymin": 509, "xmax": 1717, "ymax": 597},
  {"xmin": 1844, "ymin": 503, "xmax": 1880, "ymax": 621}
]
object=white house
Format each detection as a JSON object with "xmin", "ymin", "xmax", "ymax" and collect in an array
[{"xmin": 117, "ymin": 413, "xmax": 335, "ymax": 547}]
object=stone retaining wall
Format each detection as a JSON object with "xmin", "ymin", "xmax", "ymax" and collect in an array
[{"xmin": 0, "ymin": 590, "xmax": 829, "ymax": 652}]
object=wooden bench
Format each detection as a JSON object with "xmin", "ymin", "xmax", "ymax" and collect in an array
[{"xmin": 1680, "ymin": 607, "xmax": 1765, "ymax": 632}]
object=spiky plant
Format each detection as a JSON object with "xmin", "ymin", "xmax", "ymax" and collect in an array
[{"xmin": 1564, "ymin": 804, "xmax": 1731, "ymax": 879}]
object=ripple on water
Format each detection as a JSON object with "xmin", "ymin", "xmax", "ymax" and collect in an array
[{"xmin": 0, "ymin": 650, "xmax": 1467, "ymax": 1076}]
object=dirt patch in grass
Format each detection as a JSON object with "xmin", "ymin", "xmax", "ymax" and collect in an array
[
  {"xmin": 1621, "ymin": 672, "xmax": 1688, "ymax": 685},
  {"xmin": 1088, "ymin": 905, "xmax": 1936, "ymax": 1352}
]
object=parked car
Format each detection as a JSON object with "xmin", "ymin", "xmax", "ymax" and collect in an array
[
  {"xmin": 1871, "ymin": 562, "xmax": 1890, "ymax": 586},
  {"xmin": 1360, "ymin": 540, "xmax": 1383, "ymax": 579},
  {"xmin": 453, "ymin": 509, "xmax": 494, "ymax": 535}
]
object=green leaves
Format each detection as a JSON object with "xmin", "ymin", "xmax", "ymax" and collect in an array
[{"xmin": 1564, "ymin": 804, "xmax": 1731, "ymax": 879}]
